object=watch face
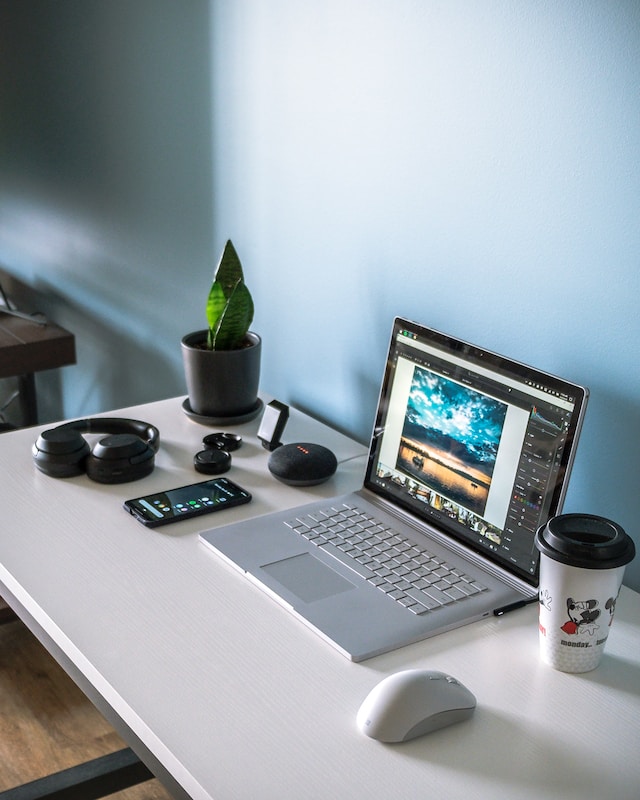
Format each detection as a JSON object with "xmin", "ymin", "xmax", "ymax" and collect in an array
[{"xmin": 258, "ymin": 402, "xmax": 289, "ymax": 449}]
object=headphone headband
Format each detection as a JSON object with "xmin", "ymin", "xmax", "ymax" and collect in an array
[{"xmin": 58, "ymin": 418, "xmax": 160, "ymax": 452}]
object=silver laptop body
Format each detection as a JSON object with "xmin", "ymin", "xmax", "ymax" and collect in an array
[{"xmin": 201, "ymin": 318, "xmax": 588, "ymax": 661}]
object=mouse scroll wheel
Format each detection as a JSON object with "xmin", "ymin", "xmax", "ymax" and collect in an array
[{"xmin": 445, "ymin": 676, "xmax": 459, "ymax": 684}]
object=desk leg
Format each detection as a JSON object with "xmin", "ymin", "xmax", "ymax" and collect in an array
[
  {"xmin": 0, "ymin": 598, "xmax": 17, "ymax": 624},
  {"xmin": 0, "ymin": 748, "xmax": 154, "ymax": 800},
  {"xmin": 17, "ymin": 374, "xmax": 38, "ymax": 427}
]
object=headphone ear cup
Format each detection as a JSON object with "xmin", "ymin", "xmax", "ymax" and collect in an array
[
  {"xmin": 85, "ymin": 433, "xmax": 155, "ymax": 484},
  {"xmin": 32, "ymin": 428, "xmax": 91, "ymax": 478}
]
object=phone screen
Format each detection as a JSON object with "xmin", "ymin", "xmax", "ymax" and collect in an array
[{"xmin": 124, "ymin": 477, "xmax": 251, "ymax": 527}]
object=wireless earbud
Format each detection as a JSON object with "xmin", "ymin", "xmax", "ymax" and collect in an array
[
  {"xmin": 194, "ymin": 449, "xmax": 232, "ymax": 475},
  {"xmin": 202, "ymin": 432, "xmax": 242, "ymax": 452},
  {"xmin": 194, "ymin": 432, "xmax": 242, "ymax": 474},
  {"xmin": 33, "ymin": 418, "xmax": 160, "ymax": 484}
]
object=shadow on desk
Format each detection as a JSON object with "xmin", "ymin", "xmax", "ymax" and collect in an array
[
  {"xmin": 401, "ymin": 703, "xmax": 621, "ymax": 798},
  {"xmin": 578, "ymin": 651, "xmax": 640, "ymax": 698}
]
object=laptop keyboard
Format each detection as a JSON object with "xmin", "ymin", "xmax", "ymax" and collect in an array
[{"xmin": 284, "ymin": 503, "xmax": 488, "ymax": 615}]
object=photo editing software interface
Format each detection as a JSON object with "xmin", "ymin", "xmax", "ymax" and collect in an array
[{"xmin": 367, "ymin": 326, "xmax": 583, "ymax": 584}]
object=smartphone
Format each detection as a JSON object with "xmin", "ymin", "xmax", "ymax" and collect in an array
[{"xmin": 123, "ymin": 477, "xmax": 251, "ymax": 527}]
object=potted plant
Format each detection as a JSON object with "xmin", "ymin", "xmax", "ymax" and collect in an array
[{"xmin": 181, "ymin": 240, "xmax": 262, "ymax": 422}]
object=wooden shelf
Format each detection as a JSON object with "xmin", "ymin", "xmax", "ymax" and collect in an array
[{"xmin": 0, "ymin": 314, "xmax": 75, "ymax": 380}]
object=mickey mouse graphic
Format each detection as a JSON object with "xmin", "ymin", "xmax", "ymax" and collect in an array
[
  {"xmin": 605, "ymin": 595, "xmax": 618, "ymax": 626},
  {"xmin": 561, "ymin": 598, "xmax": 601, "ymax": 635}
]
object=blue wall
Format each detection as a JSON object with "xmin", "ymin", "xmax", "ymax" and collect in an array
[{"xmin": 1, "ymin": 1, "xmax": 639, "ymax": 590}]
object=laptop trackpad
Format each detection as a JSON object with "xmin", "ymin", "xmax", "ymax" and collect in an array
[{"xmin": 261, "ymin": 553, "xmax": 356, "ymax": 603}]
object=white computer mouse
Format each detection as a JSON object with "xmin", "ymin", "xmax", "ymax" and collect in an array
[{"xmin": 356, "ymin": 669, "xmax": 476, "ymax": 743}]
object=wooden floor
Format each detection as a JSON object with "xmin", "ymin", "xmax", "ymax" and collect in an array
[{"xmin": 0, "ymin": 606, "xmax": 174, "ymax": 799}]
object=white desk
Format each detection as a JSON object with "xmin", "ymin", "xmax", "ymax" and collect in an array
[{"xmin": 0, "ymin": 397, "xmax": 638, "ymax": 800}]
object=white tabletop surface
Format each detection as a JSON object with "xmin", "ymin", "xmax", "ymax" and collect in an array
[{"xmin": 0, "ymin": 396, "xmax": 638, "ymax": 800}]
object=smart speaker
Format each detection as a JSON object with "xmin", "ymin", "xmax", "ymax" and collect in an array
[{"xmin": 268, "ymin": 442, "xmax": 338, "ymax": 486}]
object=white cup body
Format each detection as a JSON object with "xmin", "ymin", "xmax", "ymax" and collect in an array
[{"xmin": 538, "ymin": 555, "xmax": 625, "ymax": 672}]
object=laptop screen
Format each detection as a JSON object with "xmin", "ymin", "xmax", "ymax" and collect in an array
[{"xmin": 365, "ymin": 318, "xmax": 588, "ymax": 587}]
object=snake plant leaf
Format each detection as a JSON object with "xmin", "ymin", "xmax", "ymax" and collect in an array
[
  {"xmin": 213, "ymin": 239, "xmax": 243, "ymax": 297},
  {"xmin": 205, "ymin": 281, "xmax": 227, "ymax": 348},
  {"xmin": 205, "ymin": 240, "xmax": 254, "ymax": 350},
  {"xmin": 210, "ymin": 281, "xmax": 254, "ymax": 350}
]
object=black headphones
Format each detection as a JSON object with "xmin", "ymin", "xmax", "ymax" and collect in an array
[{"xmin": 32, "ymin": 418, "xmax": 160, "ymax": 484}]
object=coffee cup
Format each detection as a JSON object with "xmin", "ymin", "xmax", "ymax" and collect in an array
[{"xmin": 534, "ymin": 514, "xmax": 635, "ymax": 673}]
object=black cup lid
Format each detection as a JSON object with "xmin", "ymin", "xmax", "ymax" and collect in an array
[{"xmin": 535, "ymin": 514, "xmax": 635, "ymax": 570}]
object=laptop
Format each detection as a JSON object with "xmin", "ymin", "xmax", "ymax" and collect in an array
[{"xmin": 200, "ymin": 317, "xmax": 588, "ymax": 661}]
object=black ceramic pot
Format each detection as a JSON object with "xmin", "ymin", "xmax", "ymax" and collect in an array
[{"xmin": 181, "ymin": 330, "xmax": 261, "ymax": 418}]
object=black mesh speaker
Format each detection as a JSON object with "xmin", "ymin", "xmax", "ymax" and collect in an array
[{"xmin": 268, "ymin": 442, "xmax": 337, "ymax": 486}]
